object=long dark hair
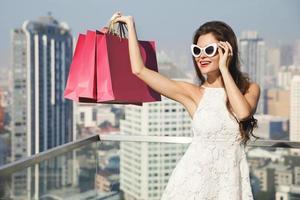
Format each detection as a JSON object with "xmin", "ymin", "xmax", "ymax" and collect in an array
[{"xmin": 192, "ymin": 21, "xmax": 259, "ymax": 146}]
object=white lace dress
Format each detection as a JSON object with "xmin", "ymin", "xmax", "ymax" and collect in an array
[{"xmin": 161, "ymin": 85, "xmax": 254, "ymax": 200}]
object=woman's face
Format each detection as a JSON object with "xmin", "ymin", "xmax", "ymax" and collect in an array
[{"xmin": 194, "ymin": 33, "xmax": 220, "ymax": 74}]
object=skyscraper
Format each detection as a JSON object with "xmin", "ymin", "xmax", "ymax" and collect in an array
[
  {"xmin": 280, "ymin": 44, "xmax": 294, "ymax": 67},
  {"xmin": 120, "ymin": 51, "xmax": 192, "ymax": 200},
  {"xmin": 0, "ymin": 88, "xmax": 5, "ymax": 132},
  {"xmin": 11, "ymin": 15, "xmax": 74, "ymax": 199},
  {"xmin": 293, "ymin": 40, "xmax": 300, "ymax": 66},
  {"xmin": 290, "ymin": 75, "xmax": 300, "ymax": 156},
  {"xmin": 239, "ymin": 31, "xmax": 266, "ymax": 114},
  {"xmin": 266, "ymin": 47, "xmax": 280, "ymax": 88}
]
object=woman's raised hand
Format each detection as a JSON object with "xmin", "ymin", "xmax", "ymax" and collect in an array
[
  {"xmin": 109, "ymin": 11, "xmax": 134, "ymax": 25},
  {"xmin": 217, "ymin": 41, "xmax": 233, "ymax": 72}
]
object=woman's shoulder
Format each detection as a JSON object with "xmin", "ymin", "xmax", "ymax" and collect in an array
[
  {"xmin": 244, "ymin": 82, "xmax": 261, "ymax": 102},
  {"xmin": 174, "ymin": 80, "xmax": 204, "ymax": 101},
  {"xmin": 249, "ymin": 81, "xmax": 259, "ymax": 87},
  {"xmin": 247, "ymin": 82, "xmax": 260, "ymax": 93},
  {"xmin": 176, "ymin": 80, "xmax": 204, "ymax": 92}
]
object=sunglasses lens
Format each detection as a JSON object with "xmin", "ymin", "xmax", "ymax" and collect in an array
[
  {"xmin": 192, "ymin": 46, "xmax": 201, "ymax": 56},
  {"xmin": 205, "ymin": 46, "xmax": 215, "ymax": 56}
]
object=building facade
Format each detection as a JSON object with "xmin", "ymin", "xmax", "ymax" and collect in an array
[
  {"xmin": 11, "ymin": 15, "xmax": 74, "ymax": 199},
  {"xmin": 239, "ymin": 31, "xmax": 266, "ymax": 114},
  {"xmin": 119, "ymin": 53, "xmax": 192, "ymax": 200},
  {"xmin": 290, "ymin": 76, "xmax": 300, "ymax": 156}
]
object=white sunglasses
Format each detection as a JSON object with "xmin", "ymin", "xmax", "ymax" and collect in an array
[{"xmin": 191, "ymin": 43, "xmax": 218, "ymax": 57}]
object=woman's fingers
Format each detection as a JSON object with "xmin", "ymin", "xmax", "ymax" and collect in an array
[
  {"xmin": 217, "ymin": 44, "xmax": 223, "ymax": 56},
  {"xmin": 110, "ymin": 11, "xmax": 122, "ymax": 24},
  {"xmin": 225, "ymin": 41, "xmax": 233, "ymax": 56},
  {"xmin": 113, "ymin": 16, "xmax": 126, "ymax": 24},
  {"xmin": 220, "ymin": 41, "xmax": 233, "ymax": 56},
  {"xmin": 218, "ymin": 42, "xmax": 227, "ymax": 55},
  {"xmin": 114, "ymin": 16, "xmax": 134, "ymax": 25},
  {"xmin": 111, "ymin": 11, "xmax": 122, "ymax": 19},
  {"xmin": 219, "ymin": 41, "xmax": 231, "ymax": 56}
]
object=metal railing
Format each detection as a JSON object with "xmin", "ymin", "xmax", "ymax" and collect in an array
[{"xmin": 1, "ymin": 134, "xmax": 299, "ymax": 176}]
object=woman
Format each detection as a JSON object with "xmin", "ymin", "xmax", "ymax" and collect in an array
[{"xmin": 109, "ymin": 11, "xmax": 260, "ymax": 200}]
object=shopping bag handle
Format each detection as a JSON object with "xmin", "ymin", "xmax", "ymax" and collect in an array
[{"xmin": 107, "ymin": 21, "xmax": 128, "ymax": 40}]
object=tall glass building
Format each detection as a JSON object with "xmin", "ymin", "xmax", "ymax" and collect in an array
[
  {"xmin": 11, "ymin": 15, "xmax": 74, "ymax": 199},
  {"xmin": 239, "ymin": 31, "xmax": 266, "ymax": 114}
]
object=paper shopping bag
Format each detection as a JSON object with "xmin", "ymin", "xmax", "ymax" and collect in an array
[
  {"xmin": 64, "ymin": 33, "xmax": 86, "ymax": 101},
  {"xmin": 75, "ymin": 30, "xmax": 98, "ymax": 100},
  {"xmin": 96, "ymin": 30, "xmax": 161, "ymax": 104}
]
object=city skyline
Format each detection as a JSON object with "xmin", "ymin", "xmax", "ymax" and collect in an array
[
  {"xmin": 1, "ymin": 1, "xmax": 300, "ymax": 199},
  {"xmin": 0, "ymin": 12, "xmax": 300, "ymax": 199},
  {"xmin": 1, "ymin": 0, "xmax": 300, "ymax": 69}
]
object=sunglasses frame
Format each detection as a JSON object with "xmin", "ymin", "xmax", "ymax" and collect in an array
[{"xmin": 191, "ymin": 43, "xmax": 218, "ymax": 58}]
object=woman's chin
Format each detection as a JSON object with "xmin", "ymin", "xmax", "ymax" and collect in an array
[
  {"xmin": 199, "ymin": 67, "xmax": 220, "ymax": 74},
  {"xmin": 199, "ymin": 66, "xmax": 210, "ymax": 73}
]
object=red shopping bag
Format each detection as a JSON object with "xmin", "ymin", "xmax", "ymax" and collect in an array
[
  {"xmin": 64, "ymin": 30, "xmax": 143, "ymax": 105},
  {"xmin": 96, "ymin": 29, "xmax": 161, "ymax": 104},
  {"xmin": 75, "ymin": 30, "xmax": 98, "ymax": 100},
  {"xmin": 64, "ymin": 25, "xmax": 161, "ymax": 105},
  {"xmin": 64, "ymin": 30, "xmax": 98, "ymax": 103},
  {"xmin": 64, "ymin": 33, "xmax": 86, "ymax": 101}
]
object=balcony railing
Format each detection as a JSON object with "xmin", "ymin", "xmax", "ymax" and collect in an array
[
  {"xmin": 1, "ymin": 134, "xmax": 300, "ymax": 200},
  {"xmin": 1, "ymin": 135, "xmax": 300, "ymax": 176}
]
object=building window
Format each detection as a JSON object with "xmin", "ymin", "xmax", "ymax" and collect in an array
[
  {"xmin": 80, "ymin": 112, "xmax": 85, "ymax": 122},
  {"xmin": 92, "ymin": 108, "xmax": 97, "ymax": 121}
]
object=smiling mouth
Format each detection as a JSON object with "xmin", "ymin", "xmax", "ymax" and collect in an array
[{"xmin": 199, "ymin": 61, "xmax": 211, "ymax": 67}]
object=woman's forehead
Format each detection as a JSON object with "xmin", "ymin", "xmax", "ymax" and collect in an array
[{"xmin": 196, "ymin": 33, "xmax": 219, "ymax": 47}]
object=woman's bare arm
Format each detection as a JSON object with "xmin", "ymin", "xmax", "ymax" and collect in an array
[{"xmin": 111, "ymin": 12, "xmax": 195, "ymax": 105}]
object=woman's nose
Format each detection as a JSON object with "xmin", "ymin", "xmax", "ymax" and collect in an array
[{"xmin": 199, "ymin": 52, "xmax": 207, "ymax": 58}]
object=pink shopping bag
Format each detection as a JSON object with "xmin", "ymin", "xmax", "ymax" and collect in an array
[
  {"xmin": 64, "ymin": 26, "xmax": 161, "ymax": 106},
  {"xmin": 96, "ymin": 29, "xmax": 161, "ymax": 104},
  {"xmin": 64, "ymin": 33, "xmax": 87, "ymax": 101},
  {"xmin": 64, "ymin": 30, "xmax": 99, "ymax": 103}
]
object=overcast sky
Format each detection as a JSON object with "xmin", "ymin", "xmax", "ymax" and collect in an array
[{"xmin": 1, "ymin": 0, "xmax": 299, "ymax": 69}]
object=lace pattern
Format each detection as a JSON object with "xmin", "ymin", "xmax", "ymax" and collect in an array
[{"xmin": 161, "ymin": 87, "xmax": 254, "ymax": 200}]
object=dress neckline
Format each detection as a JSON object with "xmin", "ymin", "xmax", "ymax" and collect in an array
[{"xmin": 201, "ymin": 85, "xmax": 225, "ymax": 89}]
